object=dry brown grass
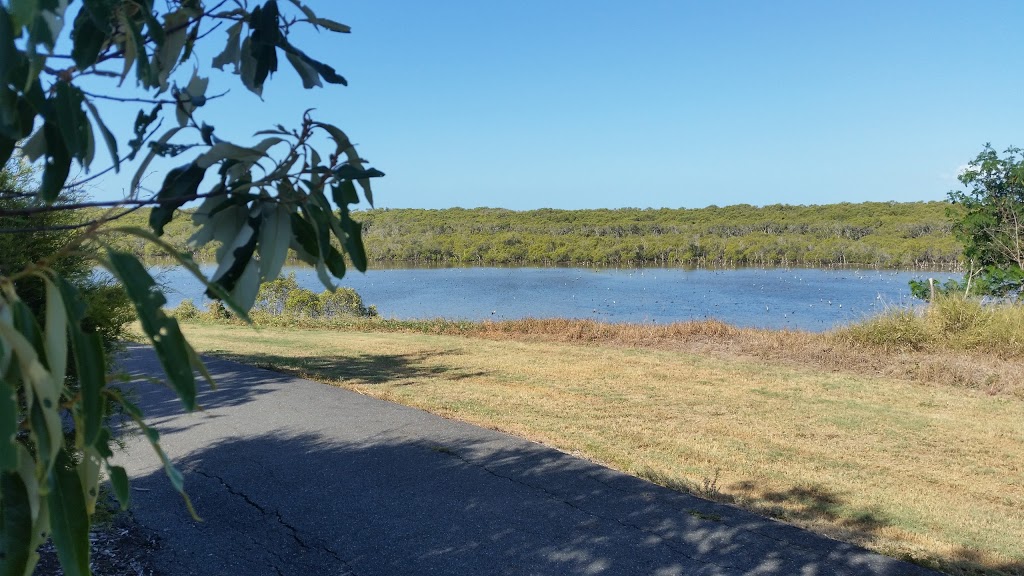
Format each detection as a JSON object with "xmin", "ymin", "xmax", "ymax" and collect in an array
[
  {"xmin": 179, "ymin": 322, "xmax": 1024, "ymax": 576},
  {"xmin": 175, "ymin": 308, "xmax": 1024, "ymax": 397},
  {"xmin": 415, "ymin": 317, "xmax": 1024, "ymax": 398}
]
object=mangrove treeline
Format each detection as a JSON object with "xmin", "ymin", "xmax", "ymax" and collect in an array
[{"xmin": 108, "ymin": 201, "xmax": 962, "ymax": 269}]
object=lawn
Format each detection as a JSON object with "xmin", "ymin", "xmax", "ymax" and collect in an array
[{"xmin": 178, "ymin": 322, "xmax": 1024, "ymax": 576}]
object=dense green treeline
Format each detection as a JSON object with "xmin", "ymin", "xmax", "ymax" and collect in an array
[
  {"xmin": 102, "ymin": 201, "xmax": 962, "ymax": 269},
  {"xmin": 360, "ymin": 202, "xmax": 961, "ymax": 269}
]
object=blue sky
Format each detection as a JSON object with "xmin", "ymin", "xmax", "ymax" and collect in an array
[{"xmin": 85, "ymin": 0, "xmax": 1024, "ymax": 210}]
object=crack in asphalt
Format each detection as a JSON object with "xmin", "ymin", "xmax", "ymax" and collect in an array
[{"xmin": 193, "ymin": 468, "xmax": 358, "ymax": 576}]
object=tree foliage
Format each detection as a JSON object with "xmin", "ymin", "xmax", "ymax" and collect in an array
[
  {"xmin": 99, "ymin": 201, "xmax": 962, "ymax": 270},
  {"xmin": 0, "ymin": 1, "xmax": 381, "ymax": 574},
  {"xmin": 948, "ymin": 145, "xmax": 1024, "ymax": 299}
]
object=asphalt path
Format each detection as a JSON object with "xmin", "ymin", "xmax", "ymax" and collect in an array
[{"xmin": 115, "ymin": 346, "xmax": 938, "ymax": 576}]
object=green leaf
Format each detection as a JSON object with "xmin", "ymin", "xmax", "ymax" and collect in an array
[
  {"xmin": 0, "ymin": 7, "xmax": 22, "ymax": 83},
  {"xmin": 290, "ymin": 212, "xmax": 320, "ymax": 259},
  {"xmin": 11, "ymin": 300, "xmax": 46, "ymax": 371},
  {"xmin": 195, "ymin": 141, "xmax": 267, "ymax": 169},
  {"xmin": 325, "ymin": 246, "xmax": 346, "ymax": 278},
  {"xmin": 53, "ymin": 81, "xmax": 91, "ymax": 164},
  {"xmin": 331, "ymin": 180, "xmax": 359, "ymax": 207},
  {"xmin": 1, "ymin": 471, "xmax": 34, "ymax": 576},
  {"xmin": 284, "ymin": 51, "xmax": 321, "ymax": 89},
  {"xmin": 278, "ymin": 39, "xmax": 347, "ymax": 86},
  {"xmin": 345, "ymin": 219, "xmax": 368, "ymax": 273},
  {"xmin": 311, "ymin": 18, "xmax": 350, "ymax": 33},
  {"xmin": 230, "ymin": 259, "xmax": 261, "ymax": 311},
  {"xmin": 43, "ymin": 278, "xmax": 67, "ymax": 391},
  {"xmin": 249, "ymin": 1, "xmax": 281, "ymax": 90},
  {"xmin": 208, "ymin": 206, "xmax": 262, "ymax": 295},
  {"xmin": 47, "ymin": 451, "xmax": 91, "ymax": 576},
  {"xmin": 72, "ymin": 331, "xmax": 105, "ymax": 448},
  {"xmin": 83, "ymin": 97, "xmax": 119, "ymax": 172},
  {"xmin": 155, "ymin": 10, "xmax": 190, "ymax": 90},
  {"xmin": 175, "ymin": 70, "xmax": 209, "ymax": 127},
  {"xmin": 126, "ymin": 104, "xmax": 161, "ymax": 161},
  {"xmin": 103, "ymin": 250, "xmax": 196, "ymax": 410},
  {"xmin": 70, "ymin": 5, "xmax": 106, "ymax": 70},
  {"xmin": 258, "ymin": 202, "xmax": 292, "ymax": 280},
  {"xmin": 149, "ymin": 162, "xmax": 208, "ymax": 236},
  {"xmin": 238, "ymin": 36, "xmax": 261, "ymax": 96},
  {"xmin": 77, "ymin": 447, "xmax": 101, "ymax": 515},
  {"xmin": 106, "ymin": 465, "xmax": 129, "ymax": 510},
  {"xmin": 126, "ymin": 10, "xmax": 155, "ymax": 88},
  {"xmin": 29, "ymin": 400, "xmax": 61, "ymax": 480},
  {"xmin": 333, "ymin": 165, "xmax": 385, "ymax": 182},
  {"xmin": 39, "ymin": 122, "xmax": 71, "ymax": 203},
  {"xmin": 0, "ymin": 375, "xmax": 17, "ymax": 472},
  {"xmin": 212, "ymin": 21, "xmax": 243, "ymax": 71}
]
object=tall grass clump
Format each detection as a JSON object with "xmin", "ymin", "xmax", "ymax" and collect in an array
[{"xmin": 840, "ymin": 294, "xmax": 1024, "ymax": 358}]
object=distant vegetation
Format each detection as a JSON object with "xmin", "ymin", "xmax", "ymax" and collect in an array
[{"xmin": 106, "ymin": 201, "xmax": 962, "ymax": 270}]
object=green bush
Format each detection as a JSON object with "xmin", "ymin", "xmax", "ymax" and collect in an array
[
  {"xmin": 171, "ymin": 299, "xmax": 201, "ymax": 320},
  {"xmin": 178, "ymin": 273, "xmax": 377, "ymax": 323},
  {"xmin": 284, "ymin": 288, "xmax": 322, "ymax": 317}
]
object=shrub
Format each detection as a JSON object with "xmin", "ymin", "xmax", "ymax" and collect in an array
[
  {"xmin": 171, "ymin": 299, "xmax": 201, "ymax": 320},
  {"xmin": 254, "ymin": 273, "xmax": 301, "ymax": 315},
  {"xmin": 284, "ymin": 287, "xmax": 323, "ymax": 317}
]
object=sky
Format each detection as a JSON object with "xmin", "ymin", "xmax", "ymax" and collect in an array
[{"xmin": 83, "ymin": 0, "xmax": 1024, "ymax": 210}]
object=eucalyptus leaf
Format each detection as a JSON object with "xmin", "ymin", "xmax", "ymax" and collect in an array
[
  {"xmin": 258, "ymin": 202, "xmax": 292, "ymax": 280},
  {"xmin": 150, "ymin": 162, "xmax": 208, "ymax": 236},
  {"xmin": 212, "ymin": 21, "xmax": 243, "ymax": 72},
  {"xmin": 103, "ymin": 250, "xmax": 196, "ymax": 410},
  {"xmin": 83, "ymin": 98, "xmax": 118, "ymax": 171},
  {"xmin": 285, "ymin": 51, "xmax": 321, "ymax": 89},
  {"xmin": 106, "ymin": 465, "xmax": 130, "ymax": 510},
  {"xmin": 46, "ymin": 450, "xmax": 90, "ymax": 576},
  {"xmin": 1, "ymin": 471, "xmax": 34, "ymax": 576},
  {"xmin": 0, "ymin": 375, "xmax": 17, "ymax": 472}
]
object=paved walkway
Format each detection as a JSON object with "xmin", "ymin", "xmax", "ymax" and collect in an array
[{"xmin": 117, "ymin": 346, "xmax": 937, "ymax": 575}]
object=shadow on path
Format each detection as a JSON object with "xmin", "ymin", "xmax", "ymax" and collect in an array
[{"xmin": 129, "ymin": 430, "xmax": 944, "ymax": 576}]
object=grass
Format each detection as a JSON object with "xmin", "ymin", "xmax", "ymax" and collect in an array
[
  {"xmin": 174, "ymin": 295, "xmax": 1024, "ymax": 397},
  {"xmin": 177, "ymin": 320, "xmax": 1024, "ymax": 576}
]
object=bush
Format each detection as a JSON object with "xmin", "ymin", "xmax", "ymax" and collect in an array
[
  {"xmin": 171, "ymin": 299, "xmax": 201, "ymax": 320},
  {"xmin": 284, "ymin": 288, "xmax": 322, "ymax": 317},
  {"xmin": 178, "ymin": 273, "xmax": 378, "ymax": 324}
]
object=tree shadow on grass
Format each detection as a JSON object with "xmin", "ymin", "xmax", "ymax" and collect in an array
[
  {"xmin": 722, "ymin": 480, "xmax": 1023, "ymax": 576},
  {"xmin": 127, "ymin": 430, "xmax": 945, "ymax": 576}
]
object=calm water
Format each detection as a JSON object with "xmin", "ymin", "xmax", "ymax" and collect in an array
[{"xmin": 151, "ymin": 265, "xmax": 961, "ymax": 332}]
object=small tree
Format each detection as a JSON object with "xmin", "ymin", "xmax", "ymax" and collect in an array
[
  {"xmin": 950, "ymin": 145, "xmax": 1024, "ymax": 299},
  {"xmin": 911, "ymin": 145, "xmax": 1024, "ymax": 301},
  {"xmin": 0, "ymin": 2, "xmax": 382, "ymax": 575}
]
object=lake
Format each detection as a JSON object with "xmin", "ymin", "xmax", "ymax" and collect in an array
[{"xmin": 151, "ymin": 265, "xmax": 961, "ymax": 332}]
